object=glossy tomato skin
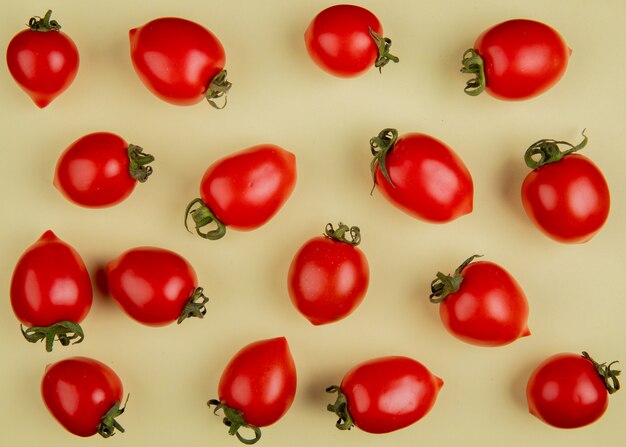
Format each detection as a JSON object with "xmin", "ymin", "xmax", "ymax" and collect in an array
[
  {"xmin": 6, "ymin": 23, "xmax": 79, "ymax": 107},
  {"xmin": 374, "ymin": 133, "xmax": 473, "ymax": 223},
  {"xmin": 106, "ymin": 247, "xmax": 199, "ymax": 326},
  {"xmin": 521, "ymin": 154, "xmax": 610, "ymax": 243},
  {"xmin": 129, "ymin": 17, "xmax": 225, "ymax": 105},
  {"xmin": 288, "ymin": 236, "xmax": 369, "ymax": 325},
  {"xmin": 439, "ymin": 261, "xmax": 530, "ymax": 347},
  {"xmin": 10, "ymin": 230, "xmax": 92, "ymax": 327},
  {"xmin": 475, "ymin": 19, "xmax": 569, "ymax": 100},
  {"xmin": 341, "ymin": 356, "xmax": 443, "ymax": 433},
  {"xmin": 42, "ymin": 356, "xmax": 124, "ymax": 437},
  {"xmin": 218, "ymin": 337, "xmax": 297, "ymax": 427},
  {"xmin": 200, "ymin": 144, "xmax": 297, "ymax": 230},
  {"xmin": 305, "ymin": 4, "xmax": 383, "ymax": 77},
  {"xmin": 526, "ymin": 353, "xmax": 609, "ymax": 428}
]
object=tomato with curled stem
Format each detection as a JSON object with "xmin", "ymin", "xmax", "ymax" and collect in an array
[
  {"xmin": 10, "ymin": 230, "xmax": 92, "ymax": 352},
  {"xmin": 526, "ymin": 351, "xmax": 620, "ymax": 428},
  {"xmin": 326, "ymin": 356, "xmax": 443, "ymax": 434},
  {"xmin": 208, "ymin": 337, "xmax": 297, "ymax": 444}
]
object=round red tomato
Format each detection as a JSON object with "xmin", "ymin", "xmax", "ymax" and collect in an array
[
  {"xmin": 10, "ymin": 230, "xmax": 92, "ymax": 351},
  {"xmin": 6, "ymin": 10, "xmax": 79, "ymax": 108},
  {"xmin": 106, "ymin": 246, "xmax": 207, "ymax": 326},
  {"xmin": 370, "ymin": 128, "xmax": 473, "ymax": 223},
  {"xmin": 288, "ymin": 222, "xmax": 369, "ymax": 325},
  {"xmin": 129, "ymin": 17, "xmax": 230, "ymax": 107},
  {"xmin": 42, "ymin": 356, "xmax": 126, "ymax": 437},
  {"xmin": 461, "ymin": 19, "xmax": 569, "ymax": 100},
  {"xmin": 185, "ymin": 144, "xmax": 297, "ymax": 240},
  {"xmin": 526, "ymin": 351, "xmax": 620, "ymax": 428},
  {"xmin": 209, "ymin": 337, "xmax": 297, "ymax": 444},
  {"xmin": 54, "ymin": 132, "xmax": 155, "ymax": 208},
  {"xmin": 521, "ymin": 133, "xmax": 610, "ymax": 243},
  {"xmin": 429, "ymin": 255, "xmax": 530, "ymax": 346},
  {"xmin": 327, "ymin": 356, "xmax": 443, "ymax": 433},
  {"xmin": 304, "ymin": 4, "xmax": 398, "ymax": 77}
]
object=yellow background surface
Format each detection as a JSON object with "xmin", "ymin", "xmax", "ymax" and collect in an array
[{"xmin": 1, "ymin": 1, "xmax": 625, "ymax": 446}]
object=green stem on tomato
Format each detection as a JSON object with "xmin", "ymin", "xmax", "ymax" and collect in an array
[
  {"xmin": 460, "ymin": 49, "xmax": 485, "ymax": 96},
  {"xmin": 324, "ymin": 223, "xmax": 361, "ymax": 246},
  {"xmin": 97, "ymin": 396, "xmax": 128, "ymax": 438},
  {"xmin": 127, "ymin": 144, "xmax": 155, "ymax": 183},
  {"xmin": 20, "ymin": 320, "xmax": 84, "ymax": 352},
  {"xmin": 582, "ymin": 351, "xmax": 621, "ymax": 395},
  {"xmin": 369, "ymin": 28, "xmax": 399, "ymax": 72},
  {"xmin": 208, "ymin": 399, "xmax": 262, "ymax": 445},
  {"xmin": 177, "ymin": 287, "xmax": 209, "ymax": 324},
  {"xmin": 524, "ymin": 131, "xmax": 588, "ymax": 170},
  {"xmin": 184, "ymin": 198, "xmax": 227, "ymax": 240},
  {"xmin": 205, "ymin": 70, "xmax": 232, "ymax": 109},
  {"xmin": 325, "ymin": 385, "xmax": 354, "ymax": 430},
  {"xmin": 369, "ymin": 128, "xmax": 399, "ymax": 194},
  {"xmin": 29, "ymin": 10, "xmax": 61, "ymax": 32},
  {"xmin": 429, "ymin": 255, "xmax": 482, "ymax": 303}
]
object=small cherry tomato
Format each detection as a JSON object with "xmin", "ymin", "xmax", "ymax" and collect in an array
[
  {"xmin": 10, "ymin": 230, "xmax": 92, "ymax": 352},
  {"xmin": 54, "ymin": 132, "xmax": 155, "ymax": 208},
  {"xmin": 461, "ymin": 19, "xmax": 570, "ymax": 100},
  {"xmin": 288, "ymin": 222, "xmax": 369, "ymax": 325},
  {"xmin": 526, "ymin": 351, "xmax": 620, "ymax": 428},
  {"xmin": 41, "ymin": 356, "xmax": 126, "ymax": 437},
  {"xmin": 429, "ymin": 255, "xmax": 530, "ymax": 347},
  {"xmin": 304, "ymin": 4, "xmax": 398, "ymax": 77},
  {"xmin": 129, "ymin": 17, "xmax": 230, "ymax": 108},
  {"xmin": 208, "ymin": 337, "xmax": 297, "ymax": 444},
  {"xmin": 185, "ymin": 144, "xmax": 297, "ymax": 240},
  {"xmin": 370, "ymin": 128, "xmax": 473, "ymax": 223},
  {"xmin": 521, "ymin": 132, "xmax": 610, "ymax": 243},
  {"xmin": 6, "ymin": 10, "xmax": 79, "ymax": 107},
  {"xmin": 326, "ymin": 356, "xmax": 443, "ymax": 434},
  {"xmin": 106, "ymin": 246, "xmax": 208, "ymax": 326}
]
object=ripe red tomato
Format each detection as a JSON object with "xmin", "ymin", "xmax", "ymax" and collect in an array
[
  {"xmin": 304, "ymin": 4, "xmax": 398, "ymax": 77},
  {"xmin": 370, "ymin": 128, "xmax": 473, "ymax": 223},
  {"xmin": 326, "ymin": 356, "xmax": 443, "ymax": 434},
  {"xmin": 129, "ymin": 17, "xmax": 230, "ymax": 107},
  {"xmin": 41, "ymin": 356, "xmax": 126, "ymax": 437},
  {"xmin": 526, "ymin": 351, "xmax": 620, "ymax": 428},
  {"xmin": 429, "ymin": 255, "xmax": 530, "ymax": 346},
  {"xmin": 521, "ymin": 133, "xmax": 610, "ymax": 243},
  {"xmin": 54, "ymin": 132, "xmax": 155, "ymax": 208},
  {"xmin": 10, "ymin": 230, "xmax": 92, "ymax": 351},
  {"xmin": 208, "ymin": 337, "xmax": 297, "ymax": 444},
  {"xmin": 106, "ymin": 246, "xmax": 208, "ymax": 326},
  {"xmin": 185, "ymin": 144, "xmax": 297, "ymax": 240},
  {"xmin": 288, "ymin": 223, "xmax": 369, "ymax": 325},
  {"xmin": 6, "ymin": 10, "xmax": 79, "ymax": 108},
  {"xmin": 461, "ymin": 19, "xmax": 569, "ymax": 100}
]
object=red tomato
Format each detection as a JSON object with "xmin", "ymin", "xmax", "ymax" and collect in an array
[
  {"xmin": 327, "ymin": 356, "xmax": 443, "ymax": 434},
  {"xmin": 54, "ymin": 132, "xmax": 155, "ymax": 208},
  {"xmin": 304, "ymin": 4, "xmax": 398, "ymax": 77},
  {"xmin": 461, "ymin": 19, "xmax": 569, "ymax": 100},
  {"xmin": 185, "ymin": 144, "xmax": 297, "ymax": 240},
  {"xmin": 526, "ymin": 351, "xmax": 620, "ymax": 428},
  {"xmin": 6, "ymin": 10, "xmax": 79, "ymax": 107},
  {"xmin": 10, "ymin": 230, "xmax": 92, "ymax": 351},
  {"xmin": 42, "ymin": 356, "xmax": 126, "ymax": 437},
  {"xmin": 429, "ymin": 255, "xmax": 530, "ymax": 346},
  {"xmin": 209, "ymin": 337, "xmax": 297, "ymax": 444},
  {"xmin": 129, "ymin": 17, "xmax": 230, "ymax": 107},
  {"xmin": 288, "ymin": 223, "xmax": 369, "ymax": 325},
  {"xmin": 370, "ymin": 129, "xmax": 473, "ymax": 223},
  {"xmin": 521, "ymin": 133, "xmax": 610, "ymax": 243},
  {"xmin": 106, "ymin": 246, "xmax": 208, "ymax": 326}
]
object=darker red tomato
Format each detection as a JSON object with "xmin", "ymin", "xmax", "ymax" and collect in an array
[
  {"xmin": 54, "ymin": 132, "xmax": 155, "ymax": 208},
  {"xmin": 288, "ymin": 223, "xmax": 369, "ymax": 325},
  {"xmin": 327, "ymin": 356, "xmax": 443, "ymax": 434},
  {"xmin": 521, "ymin": 134, "xmax": 610, "ymax": 243},
  {"xmin": 6, "ymin": 10, "xmax": 79, "ymax": 108},
  {"xmin": 430, "ymin": 255, "xmax": 530, "ymax": 346},
  {"xmin": 304, "ymin": 4, "xmax": 398, "ymax": 77},
  {"xmin": 10, "ymin": 230, "xmax": 92, "ymax": 351},
  {"xmin": 106, "ymin": 246, "xmax": 207, "ymax": 326},
  {"xmin": 42, "ymin": 356, "xmax": 126, "ymax": 437},
  {"xmin": 370, "ymin": 129, "xmax": 473, "ymax": 223},
  {"xmin": 185, "ymin": 144, "xmax": 297, "ymax": 240},
  {"xmin": 129, "ymin": 17, "xmax": 230, "ymax": 107},
  {"xmin": 209, "ymin": 337, "xmax": 297, "ymax": 444},
  {"xmin": 461, "ymin": 19, "xmax": 569, "ymax": 100},
  {"xmin": 526, "ymin": 351, "xmax": 620, "ymax": 428}
]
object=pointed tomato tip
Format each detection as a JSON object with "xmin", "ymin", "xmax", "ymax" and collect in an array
[
  {"xmin": 522, "ymin": 327, "xmax": 531, "ymax": 337},
  {"xmin": 40, "ymin": 230, "xmax": 58, "ymax": 240},
  {"xmin": 129, "ymin": 28, "xmax": 138, "ymax": 40},
  {"xmin": 436, "ymin": 376, "xmax": 444, "ymax": 389},
  {"xmin": 33, "ymin": 97, "xmax": 51, "ymax": 108}
]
